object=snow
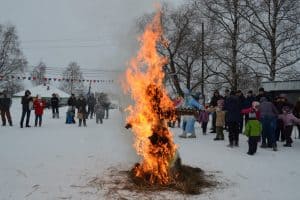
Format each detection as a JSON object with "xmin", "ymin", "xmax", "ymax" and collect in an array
[
  {"xmin": 1, "ymin": 98, "xmax": 300, "ymax": 200},
  {"xmin": 14, "ymin": 84, "xmax": 70, "ymax": 98}
]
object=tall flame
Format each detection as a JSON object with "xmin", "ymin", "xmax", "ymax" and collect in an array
[{"xmin": 123, "ymin": 10, "xmax": 177, "ymax": 185}]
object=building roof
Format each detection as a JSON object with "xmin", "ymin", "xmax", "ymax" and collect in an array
[
  {"xmin": 14, "ymin": 84, "xmax": 70, "ymax": 98},
  {"xmin": 261, "ymin": 80, "xmax": 300, "ymax": 91}
]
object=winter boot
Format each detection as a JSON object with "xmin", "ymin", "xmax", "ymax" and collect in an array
[
  {"xmin": 188, "ymin": 134, "xmax": 196, "ymax": 138},
  {"xmin": 272, "ymin": 144, "xmax": 278, "ymax": 151},
  {"xmin": 179, "ymin": 132, "xmax": 187, "ymax": 138},
  {"xmin": 227, "ymin": 141, "xmax": 234, "ymax": 148},
  {"xmin": 235, "ymin": 141, "xmax": 239, "ymax": 147}
]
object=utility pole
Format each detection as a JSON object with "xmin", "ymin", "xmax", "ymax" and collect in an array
[
  {"xmin": 70, "ymin": 67, "xmax": 74, "ymax": 95},
  {"xmin": 201, "ymin": 22, "xmax": 205, "ymax": 103}
]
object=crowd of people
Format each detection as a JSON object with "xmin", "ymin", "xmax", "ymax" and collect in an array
[
  {"xmin": 173, "ymin": 87, "xmax": 300, "ymax": 155},
  {"xmin": 2, "ymin": 87, "xmax": 300, "ymax": 155},
  {"xmin": 0, "ymin": 90, "xmax": 111, "ymax": 128}
]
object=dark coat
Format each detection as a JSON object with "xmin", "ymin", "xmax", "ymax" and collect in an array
[
  {"xmin": 224, "ymin": 95, "xmax": 242, "ymax": 123},
  {"xmin": 76, "ymin": 98, "xmax": 87, "ymax": 114},
  {"xmin": 87, "ymin": 96, "xmax": 96, "ymax": 107},
  {"xmin": 244, "ymin": 96, "xmax": 255, "ymax": 109},
  {"xmin": 51, "ymin": 96, "xmax": 60, "ymax": 108},
  {"xmin": 0, "ymin": 95, "xmax": 12, "ymax": 110},
  {"xmin": 68, "ymin": 97, "xmax": 77, "ymax": 107},
  {"xmin": 209, "ymin": 94, "xmax": 224, "ymax": 107},
  {"xmin": 21, "ymin": 95, "xmax": 33, "ymax": 111}
]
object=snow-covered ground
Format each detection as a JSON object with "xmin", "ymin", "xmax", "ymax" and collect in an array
[{"xmin": 1, "ymin": 99, "xmax": 300, "ymax": 200}]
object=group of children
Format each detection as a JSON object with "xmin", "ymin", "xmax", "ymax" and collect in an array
[{"xmin": 179, "ymin": 97, "xmax": 300, "ymax": 156}]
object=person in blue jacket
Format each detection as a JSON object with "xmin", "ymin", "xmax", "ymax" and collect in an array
[{"xmin": 179, "ymin": 91, "xmax": 204, "ymax": 138}]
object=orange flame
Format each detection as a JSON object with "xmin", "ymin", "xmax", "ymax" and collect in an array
[{"xmin": 123, "ymin": 10, "xmax": 177, "ymax": 185}]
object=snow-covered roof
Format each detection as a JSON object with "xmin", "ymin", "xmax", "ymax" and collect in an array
[{"xmin": 13, "ymin": 84, "xmax": 70, "ymax": 98}]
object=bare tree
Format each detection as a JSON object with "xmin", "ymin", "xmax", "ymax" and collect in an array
[
  {"xmin": 60, "ymin": 62, "xmax": 85, "ymax": 95},
  {"xmin": 1, "ymin": 78, "xmax": 24, "ymax": 96},
  {"xmin": 200, "ymin": 0, "xmax": 249, "ymax": 91},
  {"xmin": 240, "ymin": 0, "xmax": 300, "ymax": 81},
  {"xmin": 137, "ymin": 2, "xmax": 210, "ymax": 97},
  {"xmin": 0, "ymin": 24, "xmax": 27, "ymax": 77},
  {"xmin": 30, "ymin": 61, "xmax": 46, "ymax": 86}
]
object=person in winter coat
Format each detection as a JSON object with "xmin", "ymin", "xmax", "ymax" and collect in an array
[
  {"xmin": 278, "ymin": 106, "xmax": 300, "ymax": 147},
  {"xmin": 293, "ymin": 97, "xmax": 300, "ymax": 139},
  {"xmin": 33, "ymin": 95, "xmax": 46, "ymax": 127},
  {"xmin": 197, "ymin": 109, "xmax": 209, "ymax": 135},
  {"xmin": 274, "ymin": 94, "xmax": 293, "ymax": 142},
  {"xmin": 179, "ymin": 91, "xmax": 204, "ymax": 138},
  {"xmin": 224, "ymin": 91, "xmax": 242, "ymax": 147},
  {"xmin": 259, "ymin": 97, "xmax": 279, "ymax": 151},
  {"xmin": 208, "ymin": 99, "xmax": 226, "ymax": 140},
  {"xmin": 87, "ymin": 94, "xmax": 96, "ymax": 119},
  {"xmin": 50, "ymin": 93, "xmax": 60, "ymax": 118},
  {"xmin": 94, "ymin": 99, "xmax": 105, "ymax": 124},
  {"xmin": 66, "ymin": 94, "xmax": 76, "ymax": 124},
  {"xmin": 76, "ymin": 95, "xmax": 87, "ymax": 127},
  {"xmin": 244, "ymin": 90, "xmax": 256, "ymax": 124},
  {"xmin": 0, "ymin": 91, "xmax": 12, "ymax": 126},
  {"xmin": 20, "ymin": 90, "xmax": 33, "ymax": 128},
  {"xmin": 244, "ymin": 111, "xmax": 262, "ymax": 155},
  {"xmin": 209, "ymin": 90, "xmax": 223, "ymax": 133}
]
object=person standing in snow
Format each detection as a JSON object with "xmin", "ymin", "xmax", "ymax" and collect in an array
[
  {"xmin": 0, "ymin": 91, "xmax": 13, "ymax": 126},
  {"xmin": 87, "ymin": 93, "xmax": 96, "ymax": 119},
  {"xmin": 20, "ymin": 90, "xmax": 33, "ymax": 128},
  {"xmin": 244, "ymin": 111, "xmax": 262, "ymax": 155},
  {"xmin": 224, "ymin": 91, "xmax": 242, "ymax": 147},
  {"xmin": 209, "ymin": 90, "xmax": 223, "ymax": 133},
  {"xmin": 208, "ymin": 99, "xmax": 226, "ymax": 140},
  {"xmin": 33, "ymin": 95, "xmax": 46, "ymax": 127},
  {"xmin": 179, "ymin": 91, "xmax": 203, "ymax": 138},
  {"xmin": 50, "ymin": 93, "xmax": 60, "ymax": 118},
  {"xmin": 76, "ymin": 94, "xmax": 87, "ymax": 127},
  {"xmin": 278, "ymin": 106, "xmax": 300, "ymax": 147},
  {"xmin": 66, "ymin": 94, "xmax": 76, "ymax": 124},
  {"xmin": 293, "ymin": 98, "xmax": 300, "ymax": 139},
  {"xmin": 94, "ymin": 98, "xmax": 105, "ymax": 124}
]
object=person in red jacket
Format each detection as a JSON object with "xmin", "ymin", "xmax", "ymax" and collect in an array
[{"xmin": 33, "ymin": 95, "xmax": 46, "ymax": 127}]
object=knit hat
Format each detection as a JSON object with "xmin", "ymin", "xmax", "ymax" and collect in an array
[
  {"xmin": 282, "ymin": 106, "xmax": 291, "ymax": 113},
  {"xmin": 252, "ymin": 101, "xmax": 260, "ymax": 110}
]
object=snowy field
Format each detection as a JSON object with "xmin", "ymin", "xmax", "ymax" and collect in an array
[{"xmin": 1, "ymin": 99, "xmax": 300, "ymax": 200}]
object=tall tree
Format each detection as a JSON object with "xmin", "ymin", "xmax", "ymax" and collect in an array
[
  {"xmin": 0, "ymin": 24, "xmax": 27, "ymax": 77},
  {"xmin": 240, "ymin": 0, "xmax": 300, "ymax": 81},
  {"xmin": 201, "ymin": 0, "xmax": 247, "ymax": 91},
  {"xmin": 0, "ymin": 24, "xmax": 26, "ymax": 92},
  {"xmin": 138, "ymin": 2, "xmax": 210, "ymax": 97},
  {"xmin": 31, "ymin": 61, "xmax": 46, "ymax": 86},
  {"xmin": 60, "ymin": 62, "xmax": 85, "ymax": 95}
]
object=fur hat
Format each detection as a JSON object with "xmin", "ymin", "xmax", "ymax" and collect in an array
[{"xmin": 252, "ymin": 101, "xmax": 260, "ymax": 109}]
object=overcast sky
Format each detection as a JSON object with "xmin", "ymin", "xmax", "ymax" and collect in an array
[{"xmin": 0, "ymin": 0, "xmax": 183, "ymax": 72}]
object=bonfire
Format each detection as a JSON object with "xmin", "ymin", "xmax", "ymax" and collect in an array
[{"xmin": 123, "ymin": 9, "xmax": 215, "ymax": 194}]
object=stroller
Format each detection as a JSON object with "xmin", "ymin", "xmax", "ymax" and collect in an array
[{"xmin": 66, "ymin": 106, "xmax": 76, "ymax": 124}]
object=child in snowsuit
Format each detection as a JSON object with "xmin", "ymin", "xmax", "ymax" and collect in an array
[
  {"xmin": 198, "ymin": 109, "xmax": 209, "ymax": 135},
  {"xmin": 244, "ymin": 111, "xmax": 262, "ymax": 155},
  {"xmin": 94, "ymin": 100, "xmax": 105, "ymax": 124},
  {"xmin": 278, "ymin": 106, "xmax": 300, "ymax": 147},
  {"xmin": 33, "ymin": 95, "xmax": 46, "ymax": 127},
  {"xmin": 208, "ymin": 99, "xmax": 225, "ymax": 140}
]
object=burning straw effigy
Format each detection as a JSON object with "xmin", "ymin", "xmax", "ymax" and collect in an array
[{"xmin": 121, "ymin": 9, "xmax": 217, "ymax": 195}]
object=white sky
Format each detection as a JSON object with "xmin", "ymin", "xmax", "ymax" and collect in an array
[{"xmin": 0, "ymin": 0, "xmax": 183, "ymax": 71}]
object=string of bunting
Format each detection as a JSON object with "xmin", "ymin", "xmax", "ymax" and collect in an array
[{"xmin": 0, "ymin": 75, "xmax": 114, "ymax": 83}]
